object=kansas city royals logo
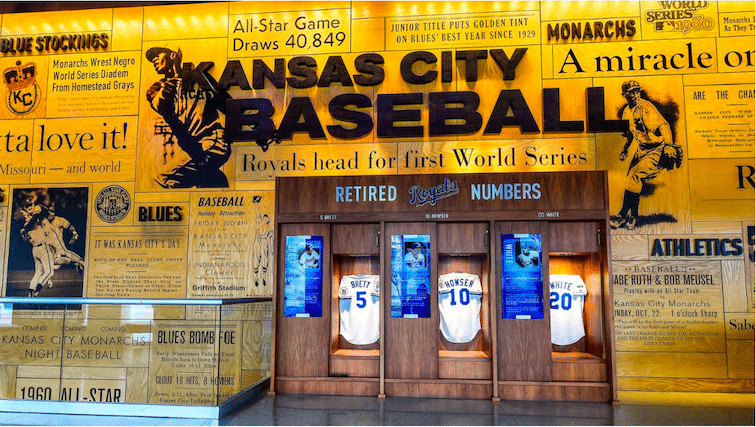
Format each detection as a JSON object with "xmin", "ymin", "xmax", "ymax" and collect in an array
[
  {"xmin": 95, "ymin": 185, "xmax": 131, "ymax": 223},
  {"xmin": 4, "ymin": 60, "xmax": 39, "ymax": 115},
  {"xmin": 408, "ymin": 178, "xmax": 459, "ymax": 207}
]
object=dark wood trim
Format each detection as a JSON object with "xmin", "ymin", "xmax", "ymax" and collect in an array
[{"xmin": 276, "ymin": 210, "xmax": 608, "ymax": 224}]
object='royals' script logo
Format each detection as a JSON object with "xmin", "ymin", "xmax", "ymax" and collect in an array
[
  {"xmin": 408, "ymin": 178, "xmax": 459, "ymax": 207},
  {"xmin": 4, "ymin": 60, "xmax": 39, "ymax": 115}
]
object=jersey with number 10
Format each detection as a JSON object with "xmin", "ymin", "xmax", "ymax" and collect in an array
[
  {"xmin": 438, "ymin": 272, "xmax": 483, "ymax": 343},
  {"xmin": 549, "ymin": 274, "xmax": 588, "ymax": 345},
  {"xmin": 338, "ymin": 274, "xmax": 380, "ymax": 345}
]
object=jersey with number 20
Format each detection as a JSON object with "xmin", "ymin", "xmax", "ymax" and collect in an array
[
  {"xmin": 549, "ymin": 274, "xmax": 588, "ymax": 345},
  {"xmin": 438, "ymin": 272, "xmax": 483, "ymax": 343},
  {"xmin": 338, "ymin": 274, "xmax": 380, "ymax": 345}
]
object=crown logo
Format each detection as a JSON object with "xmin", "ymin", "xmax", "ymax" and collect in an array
[{"xmin": 4, "ymin": 61, "xmax": 37, "ymax": 92}]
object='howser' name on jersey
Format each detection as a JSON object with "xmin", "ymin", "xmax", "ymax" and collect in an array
[{"xmin": 439, "ymin": 276, "xmax": 479, "ymax": 289}]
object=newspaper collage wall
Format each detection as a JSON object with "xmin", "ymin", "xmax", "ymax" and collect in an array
[{"xmin": 0, "ymin": 1, "xmax": 753, "ymax": 405}]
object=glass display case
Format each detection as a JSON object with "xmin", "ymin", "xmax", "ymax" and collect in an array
[{"xmin": 0, "ymin": 298, "xmax": 271, "ymax": 419}]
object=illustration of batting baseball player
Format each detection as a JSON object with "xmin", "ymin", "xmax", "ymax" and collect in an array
[
  {"xmin": 611, "ymin": 80, "xmax": 683, "ymax": 230},
  {"xmin": 145, "ymin": 46, "xmax": 231, "ymax": 188}
]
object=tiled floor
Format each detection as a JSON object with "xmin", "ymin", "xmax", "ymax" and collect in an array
[
  {"xmin": 219, "ymin": 394, "xmax": 755, "ymax": 426},
  {"xmin": 1, "ymin": 393, "xmax": 753, "ymax": 426}
]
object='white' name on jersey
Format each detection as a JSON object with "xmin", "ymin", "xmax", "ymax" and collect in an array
[
  {"xmin": 438, "ymin": 272, "xmax": 483, "ymax": 343},
  {"xmin": 549, "ymin": 274, "xmax": 588, "ymax": 345},
  {"xmin": 338, "ymin": 274, "xmax": 380, "ymax": 345}
]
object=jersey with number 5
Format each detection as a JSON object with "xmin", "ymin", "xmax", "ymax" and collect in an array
[
  {"xmin": 549, "ymin": 274, "xmax": 588, "ymax": 345},
  {"xmin": 438, "ymin": 272, "xmax": 483, "ymax": 343},
  {"xmin": 338, "ymin": 274, "xmax": 380, "ymax": 345}
]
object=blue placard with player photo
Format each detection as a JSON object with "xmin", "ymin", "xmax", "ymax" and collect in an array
[
  {"xmin": 284, "ymin": 235, "xmax": 323, "ymax": 317},
  {"xmin": 390, "ymin": 234, "xmax": 431, "ymax": 318},
  {"xmin": 501, "ymin": 234, "xmax": 544, "ymax": 319}
]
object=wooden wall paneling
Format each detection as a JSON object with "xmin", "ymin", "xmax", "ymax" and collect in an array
[
  {"xmin": 276, "ymin": 223, "xmax": 331, "ymax": 378},
  {"xmin": 548, "ymin": 222, "xmax": 600, "ymax": 254},
  {"xmin": 489, "ymin": 220, "xmax": 499, "ymax": 400},
  {"xmin": 330, "ymin": 354, "xmax": 380, "ymax": 377},
  {"xmin": 438, "ymin": 222, "xmax": 488, "ymax": 254},
  {"xmin": 379, "ymin": 221, "xmax": 386, "ymax": 397},
  {"xmin": 384, "ymin": 222, "xmax": 438, "ymax": 381},
  {"xmin": 552, "ymin": 360, "xmax": 608, "ymax": 382},
  {"xmin": 599, "ymin": 173, "xmax": 619, "ymax": 404},
  {"xmin": 276, "ymin": 377, "xmax": 379, "ymax": 396},
  {"xmin": 438, "ymin": 357, "xmax": 492, "ymax": 380},
  {"xmin": 496, "ymin": 221, "xmax": 552, "ymax": 382},
  {"xmin": 331, "ymin": 259, "xmax": 342, "ymax": 356},
  {"xmin": 498, "ymin": 381, "xmax": 611, "ymax": 402},
  {"xmin": 584, "ymin": 253, "xmax": 605, "ymax": 357},
  {"xmin": 332, "ymin": 224, "xmax": 380, "ymax": 255},
  {"xmin": 275, "ymin": 172, "xmax": 608, "ymax": 217},
  {"xmin": 384, "ymin": 379, "xmax": 493, "ymax": 399}
]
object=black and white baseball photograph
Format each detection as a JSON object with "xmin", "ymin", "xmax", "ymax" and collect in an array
[{"xmin": 5, "ymin": 187, "xmax": 88, "ymax": 299}]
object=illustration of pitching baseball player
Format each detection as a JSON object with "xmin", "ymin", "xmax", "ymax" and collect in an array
[
  {"xmin": 145, "ymin": 46, "xmax": 231, "ymax": 188},
  {"xmin": 611, "ymin": 80, "xmax": 683, "ymax": 230}
]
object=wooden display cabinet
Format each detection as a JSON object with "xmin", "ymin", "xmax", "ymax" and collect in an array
[
  {"xmin": 271, "ymin": 172, "xmax": 617, "ymax": 403},
  {"xmin": 330, "ymin": 223, "xmax": 380, "ymax": 379}
]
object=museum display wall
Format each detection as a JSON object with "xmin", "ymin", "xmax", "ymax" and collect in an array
[{"xmin": 0, "ymin": 0, "xmax": 752, "ymax": 410}]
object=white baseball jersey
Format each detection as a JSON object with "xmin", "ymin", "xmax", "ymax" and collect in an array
[
  {"xmin": 338, "ymin": 274, "xmax": 380, "ymax": 345},
  {"xmin": 438, "ymin": 272, "xmax": 483, "ymax": 343},
  {"xmin": 549, "ymin": 274, "xmax": 588, "ymax": 345}
]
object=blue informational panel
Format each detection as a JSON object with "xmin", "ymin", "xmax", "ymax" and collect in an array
[
  {"xmin": 390, "ymin": 234, "xmax": 431, "ymax": 318},
  {"xmin": 501, "ymin": 234, "xmax": 544, "ymax": 320},
  {"xmin": 284, "ymin": 235, "xmax": 323, "ymax": 317}
]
